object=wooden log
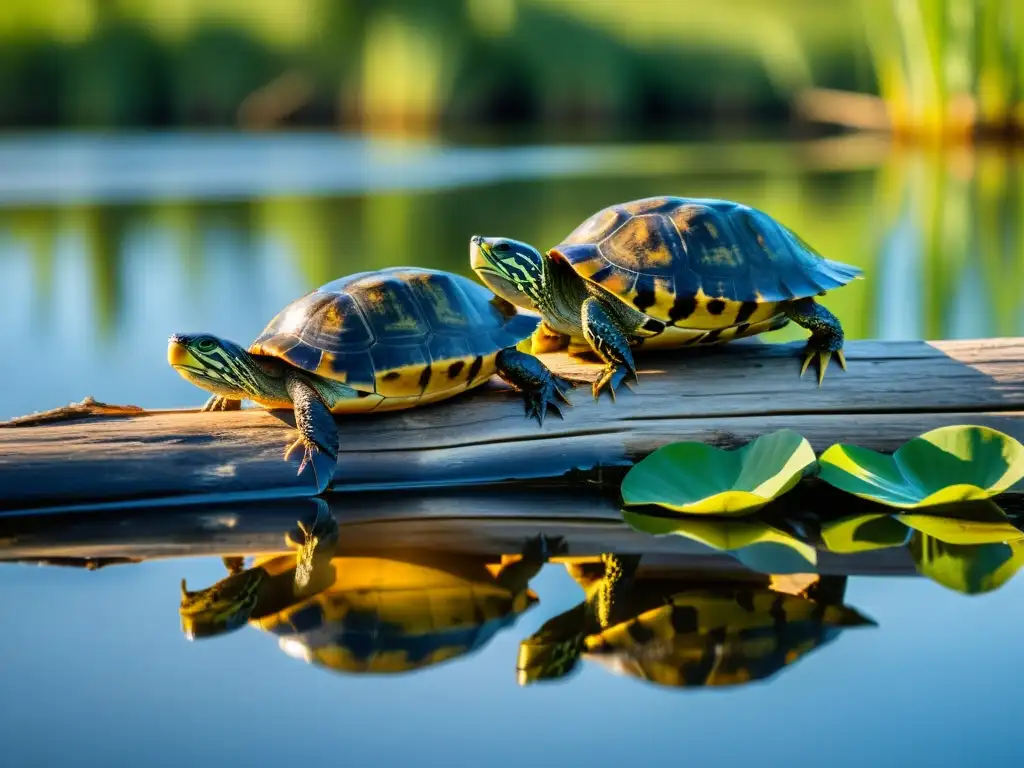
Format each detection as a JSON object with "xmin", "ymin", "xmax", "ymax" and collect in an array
[
  {"xmin": 0, "ymin": 490, "xmax": 918, "ymax": 577},
  {"xmin": 2, "ymin": 337, "xmax": 1024, "ymax": 512}
]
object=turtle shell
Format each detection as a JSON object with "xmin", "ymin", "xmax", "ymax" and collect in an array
[
  {"xmin": 254, "ymin": 554, "xmax": 537, "ymax": 675},
  {"xmin": 552, "ymin": 197, "xmax": 862, "ymax": 332},
  {"xmin": 580, "ymin": 586, "xmax": 870, "ymax": 689},
  {"xmin": 250, "ymin": 267, "xmax": 538, "ymax": 413}
]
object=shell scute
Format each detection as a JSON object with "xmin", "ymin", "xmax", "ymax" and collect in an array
[
  {"xmin": 280, "ymin": 341, "xmax": 323, "ymax": 372},
  {"xmin": 598, "ymin": 213, "xmax": 681, "ymax": 276},
  {"xmin": 251, "ymin": 290, "xmax": 375, "ymax": 361},
  {"xmin": 320, "ymin": 351, "xmax": 376, "ymax": 392},
  {"xmin": 372, "ymin": 343, "xmax": 431, "ymax": 398},
  {"xmin": 426, "ymin": 333, "xmax": 474, "ymax": 367},
  {"xmin": 402, "ymin": 269, "xmax": 491, "ymax": 333},
  {"xmin": 351, "ymin": 275, "xmax": 430, "ymax": 342},
  {"xmin": 620, "ymin": 196, "xmax": 679, "ymax": 215},
  {"xmin": 561, "ymin": 206, "xmax": 629, "ymax": 246}
]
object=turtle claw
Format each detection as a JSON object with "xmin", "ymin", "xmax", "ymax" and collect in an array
[
  {"xmin": 201, "ymin": 395, "xmax": 241, "ymax": 412},
  {"xmin": 800, "ymin": 342, "xmax": 845, "ymax": 387},
  {"xmin": 284, "ymin": 437, "xmax": 335, "ymax": 494},
  {"xmin": 592, "ymin": 364, "xmax": 637, "ymax": 403},
  {"xmin": 289, "ymin": 499, "xmax": 340, "ymax": 590},
  {"xmin": 524, "ymin": 374, "xmax": 575, "ymax": 426}
]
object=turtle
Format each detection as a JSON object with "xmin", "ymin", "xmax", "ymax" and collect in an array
[
  {"xmin": 168, "ymin": 267, "xmax": 575, "ymax": 493},
  {"xmin": 179, "ymin": 500, "xmax": 342, "ymax": 639},
  {"xmin": 470, "ymin": 196, "xmax": 864, "ymax": 399},
  {"xmin": 180, "ymin": 518, "xmax": 564, "ymax": 675},
  {"xmin": 516, "ymin": 553, "xmax": 875, "ymax": 688}
]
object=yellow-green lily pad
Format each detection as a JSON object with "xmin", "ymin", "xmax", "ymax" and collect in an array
[
  {"xmin": 622, "ymin": 510, "xmax": 817, "ymax": 572},
  {"xmin": 817, "ymin": 425, "xmax": 1024, "ymax": 510},
  {"xmin": 898, "ymin": 500, "xmax": 1024, "ymax": 545},
  {"xmin": 620, "ymin": 429, "xmax": 816, "ymax": 515},
  {"xmin": 910, "ymin": 535, "xmax": 1024, "ymax": 595},
  {"xmin": 819, "ymin": 513, "xmax": 911, "ymax": 554}
]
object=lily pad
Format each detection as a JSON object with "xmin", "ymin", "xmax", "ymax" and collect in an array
[
  {"xmin": 817, "ymin": 425, "xmax": 1024, "ymax": 510},
  {"xmin": 620, "ymin": 430, "xmax": 816, "ymax": 515},
  {"xmin": 819, "ymin": 514, "xmax": 911, "ymax": 554},
  {"xmin": 899, "ymin": 500, "xmax": 1024, "ymax": 545},
  {"xmin": 623, "ymin": 510, "xmax": 817, "ymax": 572},
  {"xmin": 910, "ymin": 535, "xmax": 1024, "ymax": 595}
]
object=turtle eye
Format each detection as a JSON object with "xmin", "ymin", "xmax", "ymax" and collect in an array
[
  {"xmin": 197, "ymin": 338, "xmax": 217, "ymax": 353},
  {"xmin": 493, "ymin": 242, "xmax": 511, "ymax": 253}
]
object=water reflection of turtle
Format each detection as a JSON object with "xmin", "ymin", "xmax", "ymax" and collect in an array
[
  {"xmin": 517, "ymin": 554, "xmax": 875, "ymax": 689},
  {"xmin": 179, "ymin": 503, "xmax": 342, "ymax": 639},
  {"xmin": 471, "ymin": 196, "xmax": 862, "ymax": 399},
  {"xmin": 180, "ymin": 515, "xmax": 563, "ymax": 675}
]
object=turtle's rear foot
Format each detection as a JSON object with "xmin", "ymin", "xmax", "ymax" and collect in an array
[
  {"xmin": 800, "ymin": 339, "xmax": 846, "ymax": 386},
  {"xmin": 201, "ymin": 395, "xmax": 242, "ymax": 412},
  {"xmin": 786, "ymin": 299, "xmax": 847, "ymax": 387},
  {"xmin": 496, "ymin": 348, "xmax": 576, "ymax": 427}
]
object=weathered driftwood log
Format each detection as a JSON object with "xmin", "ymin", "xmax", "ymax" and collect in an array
[
  {"xmin": 2, "ymin": 337, "xmax": 1024, "ymax": 512},
  {"xmin": 0, "ymin": 490, "xmax": 919, "ymax": 576}
]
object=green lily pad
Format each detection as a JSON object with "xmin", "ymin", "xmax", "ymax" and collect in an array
[
  {"xmin": 817, "ymin": 425, "xmax": 1024, "ymax": 510},
  {"xmin": 622, "ymin": 510, "xmax": 817, "ymax": 572},
  {"xmin": 620, "ymin": 429, "xmax": 816, "ymax": 515},
  {"xmin": 899, "ymin": 500, "xmax": 1024, "ymax": 545},
  {"xmin": 910, "ymin": 535, "xmax": 1024, "ymax": 595},
  {"xmin": 818, "ymin": 513, "xmax": 911, "ymax": 554}
]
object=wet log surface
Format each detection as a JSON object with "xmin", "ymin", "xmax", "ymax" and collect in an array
[
  {"xmin": 2, "ymin": 337, "xmax": 1024, "ymax": 513},
  {"xmin": 0, "ymin": 489, "xmax": 920, "ymax": 577}
]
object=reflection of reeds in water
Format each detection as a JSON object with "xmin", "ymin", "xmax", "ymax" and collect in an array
[
  {"xmin": 1, "ymin": 142, "xmax": 1022, "ymax": 342},
  {"xmin": 862, "ymin": 0, "xmax": 1024, "ymax": 141},
  {"xmin": 872, "ymin": 144, "xmax": 1024, "ymax": 340}
]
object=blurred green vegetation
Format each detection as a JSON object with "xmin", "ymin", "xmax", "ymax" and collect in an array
[
  {"xmin": 4, "ymin": 1, "xmax": 1024, "ymax": 140},
  {"xmin": 3, "ymin": 139, "xmax": 1023, "ymax": 344},
  {"xmin": 863, "ymin": 0, "xmax": 1024, "ymax": 140},
  {"xmin": 0, "ymin": 0, "xmax": 873, "ymax": 133}
]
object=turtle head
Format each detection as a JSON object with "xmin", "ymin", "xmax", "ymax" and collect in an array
[
  {"xmin": 470, "ymin": 235, "xmax": 545, "ymax": 310},
  {"xmin": 179, "ymin": 571, "xmax": 264, "ymax": 640},
  {"xmin": 168, "ymin": 333, "xmax": 263, "ymax": 399}
]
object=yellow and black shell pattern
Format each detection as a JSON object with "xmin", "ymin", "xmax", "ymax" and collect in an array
[
  {"xmin": 249, "ymin": 267, "xmax": 538, "ymax": 413},
  {"xmin": 582, "ymin": 587, "xmax": 870, "ymax": 689},
  {"xmin": 254, "ymin": 555, "xmax": 538, "ymax": 675},
  {"xmin": 553, "ymin": 196, "xmax": 862, "ymax": 344}
]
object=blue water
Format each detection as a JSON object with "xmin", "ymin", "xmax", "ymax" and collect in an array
[
  {"xmin": 2, "ymin": 133, "xmax": 1023, "ymax": 420},
  {"xmin": 1, "ymin": 554, "xmax": 1022, "ymax": 767},
  {"xmin": 2, "ymin": 132, "xmax": 1024, "ymax": 766}
]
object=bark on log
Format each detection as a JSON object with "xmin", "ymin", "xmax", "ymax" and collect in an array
[{"xmin": 2, "ymin": 337, "xmax": 1024, "ymax": 512}]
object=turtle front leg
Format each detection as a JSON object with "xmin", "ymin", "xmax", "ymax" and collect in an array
[
  {"xmin": 495, "ymin": 348, "xmax": 575, "ymax": 426},
  {"xmin": 581, "ymin": 296, "xmax": 637, "ymax": 402},
  {"xmin": 201, "ymin": 395, "xmax": 242, "ymax": 412},
  {"xmin": 285, "ymin": 498, "xmax": 340, "ymax": 590},
  {"xmin": 284, "ymin": 374, "xmax": 340, "ymax": 494},
  {"xmin": 785, "ymin": 298, "xmax": 847, "ymax": 386}
]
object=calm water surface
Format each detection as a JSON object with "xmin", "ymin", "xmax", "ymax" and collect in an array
[
  {"xmin": 2, "ymin": 133, "xmax": 1023, "ymax": 420},
  {"xmin": 2, "ymin": 134, "xmax": 1023, "ymax": 766},
  {"xmin": 1, "ymin": 499, "xmax": 1023, "ymax": 767}
]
